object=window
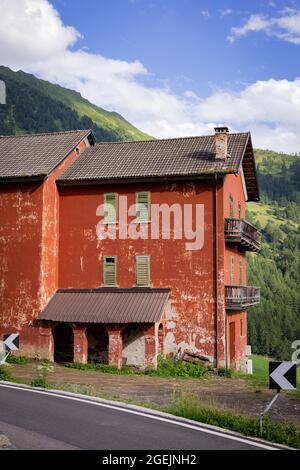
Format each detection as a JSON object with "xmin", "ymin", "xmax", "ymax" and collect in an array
[
  {"xmin": 136, "ymin": 256, "xmax": 150, "ymax": 287},
  {"xmin": 230, "ymin": 256, "xmax": 235, "ymax": 286},
  {"xmin": 239, "ymin": 260, "xmax": 243, "ymax": 286},
  {"xmin": 238, "ymin": 202, "xmax": 242, "ymax": 220},
  {"xmin": 103, "ymin": 193, "xmax": 118, "ymax": 224},
  {"xmin": 103, "ymin": 256, "xmax": 117, "ymax": 286},
  {"xmin": 240, "ymin": 319, "xmax": 243, "ymax": 337},
  {"xmin": 229, "ymin": 193, "xmax": 234, "ymax": 218},
  {"xmin": 136, "ymin": 192, "xmax": 150, "ymax": 223}
]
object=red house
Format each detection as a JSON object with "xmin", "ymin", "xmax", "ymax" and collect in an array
[{"xmin": 0, "ymin": 127, "xmax": 261, "ymax": 370}]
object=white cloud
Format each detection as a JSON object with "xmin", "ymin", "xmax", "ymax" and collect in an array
[
  {"xmin": 229, "ymin": 8, "xmax": 300, "ymax": 44},
  {"xmin": 200, "ymin": 10, "xmax": 210, "ymax": 19},
  {"xmin": 220, "ymin": 8, "xmax": 233, "ymax": 17},
  {"xmin": 0, "ymin": 0, "xmax": 300, "ymax": 152}
]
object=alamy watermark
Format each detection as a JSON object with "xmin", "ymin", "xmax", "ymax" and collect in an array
[
  {"xmin": 292, "ymin": 340, "xmax": 300, "ymax": 364},
  {"xmin": 96, "ymin": 196, "xmax": 204, "ymax": 251},
  {"xmin": 0, "ymin": 80, "xmax": 6, "ymax": 104}
]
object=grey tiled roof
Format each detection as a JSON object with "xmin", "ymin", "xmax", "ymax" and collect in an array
[
  {"xmin": 58, "ymin": 133, "xmax": 250, "ymax": 184},
  {"xmin": 39, "ymin": 288, "xmax": 170, "ymax": 324},
  {"xmin": 0, "ymin": 130, "xmax": 93, "ymax": 182}
]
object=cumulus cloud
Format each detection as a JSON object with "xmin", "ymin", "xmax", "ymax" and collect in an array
[
  {"xmin": 229, "ymin": 8, "xmax": 300, "ymax": 44},
  {"xmin": 0, "ymin": 0, "xmax": 300, "ymax": 152}
]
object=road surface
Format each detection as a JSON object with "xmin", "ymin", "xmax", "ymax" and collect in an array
[{"xmin": 0, "ymin": 382, "xmax": 280, "ymax": 450}]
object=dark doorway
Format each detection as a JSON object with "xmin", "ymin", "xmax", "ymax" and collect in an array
[
  {"xmin": 53, "ymin": 323, "xmax": 74, "ymax": 363},
  {"xmin": 87, "ymin": 326, "xmax": 109, "ymax": 364}
]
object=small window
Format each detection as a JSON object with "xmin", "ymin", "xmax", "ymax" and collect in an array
[
  {"xmin": 103, "ymin": 256, "xmax": 117, "ymax": 286},
  {"xmin": 229, "ymin": 193, "xmax": 234, "ymax": 218},
  {"xmin": 239, "ymin": 260, "xmax": 243, "ymax": 286},
  {"xmin": 136, "ymin": 256, "xmax": 150, "ymax": 287},
  {"xmin": 240, "ymin": 319, "xmax": 243, "ymax": 337},
  {"xmin": 238, "ymin": 202, "xmax": 242, "ymax": 220},
  {"xmin": 136, "ymin": 192, "xmax": 150, "ymax": 223},
  {"xmin": 103, "ymin": 193, "xmax": 118, "ymax": 224},
  {"xmin": 230, "ymin": 256, "xmax": 235, "ymax": 286}
]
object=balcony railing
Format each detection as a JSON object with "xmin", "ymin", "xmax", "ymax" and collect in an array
[
  {"xmin": 225, "ymin": 286, "xmax": 260, "ymax": 310},
  {"xmin": 225, "ymin": 218, "xmax": 261, "ymax": 252}
]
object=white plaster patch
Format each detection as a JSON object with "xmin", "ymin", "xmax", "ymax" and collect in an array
[{"xmin": 122, "ymin": 327, "xmax": 145, "ymax": 368}]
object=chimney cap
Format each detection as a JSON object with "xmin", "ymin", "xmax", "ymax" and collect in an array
[{"xmin": 214, "ymin": 126, "xmax": 229, "ymax": 134}]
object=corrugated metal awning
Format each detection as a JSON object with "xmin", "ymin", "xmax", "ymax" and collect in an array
[{"xmin": 39, "ymin": 288, "xmax": 170, "ymax": 324}]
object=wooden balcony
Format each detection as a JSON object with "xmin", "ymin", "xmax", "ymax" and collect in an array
[
  {"xmin": 225, "ymin": 286, "xmax": 260, "ymax": 310},
  {"xmin": 225, "ymin": 218, "xmax": 261, "ymax": 252}
]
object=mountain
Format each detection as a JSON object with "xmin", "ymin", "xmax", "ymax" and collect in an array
[
  {"xmin": 247, "ymin": 149, "xmax": 300, "ymax": 360},
  {"xmin": 0, "ymin": 66, "xmax": 151, "ymax": 141}
]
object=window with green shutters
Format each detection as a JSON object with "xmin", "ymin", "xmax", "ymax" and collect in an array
[
  {"xmin": 230, "ymin": 256, "xmax": 235, "ymax": 285},
  {"xmin": 229, "ymin": 193, "xmax": 234, "ymax": 218},
  {"xmin": 136, "ymin": 192, "xmax": 150, "ymax": 223},
  {"xmin": 103, "ymin": 193, "xmax": 118, "ymax": 224},
  {"xmin": 136, "ymin": 256, "xmax": 150, "ymax": 287},
  {"xmin": 103, "ymin": 256, "xmax": 117, "ymax": 286}
]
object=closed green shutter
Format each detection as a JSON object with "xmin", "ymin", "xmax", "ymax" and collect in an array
[
  {"xmin": 239, "ymin": 260, "xmax": 243, "ymax": 286},
  {"xmin": 230, "ymin": 256, "xmax": 234, "ymax": 286},
  {"xmin": 229, "ymin": 193, "xmax": 234, "ymax": 218},
  {"xmin": 136, "ymin": 256, "xmax": 150, "ymax": 287},
  {"xmin": 103, "ymin": 256, "xmax": 117, "ymax": 286},
  {"xmin": 104, "ymin": 193, "xmax": 118, "ymax": 224},
  {"xmin": 136, "ymin": 192, "xmax": 150, "ymax": 223},
  {"xmin": 238, "ymin": 202, "xmax": 242, "ymax": 220}
]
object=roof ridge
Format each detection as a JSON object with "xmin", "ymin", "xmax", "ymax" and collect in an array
[
  {"xmin": 0, "ymin": 129, "xmax": 91, "ymax": 139},
  {"xmin": 94, "ymin": 132, "xmax": 250, "ymax": 146}
]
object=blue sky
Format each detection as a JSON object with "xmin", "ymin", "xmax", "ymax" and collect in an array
[
  {"xmin": 1, "ymin": 0, "xmax": 300, "ymax": 151},
  {"xmin": 51, "ymin": 0, "xmax": 300, "ymax": 94}
]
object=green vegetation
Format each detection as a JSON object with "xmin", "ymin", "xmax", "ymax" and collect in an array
[
  {"xmin": 0, "ymin": 66, "xmax": 151, "ymax": 141},
  {"xmin": 0, "ymin": 365, "xmax": 13, "ymax": 381},
  {"xmin": 144, "ymin": 355, "xmax": 209, "ymax": 378},
  {"xmin": 64, "ymin": 356, "xmax": 210, "ymax": 378},
  {"xmin": 247, "ymin": 149, "xmax": 300, "ymax": 360},
  {"xmin": 165, "ymin": 391, "xmax": 300, "ymax": 449},
  {"xmin": 6, "ymin": 355, "xmax": 30, "ymax": 365}
]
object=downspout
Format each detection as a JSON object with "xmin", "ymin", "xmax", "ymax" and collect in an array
[{"xmin": 214, "ymin": 173, "xmax": 219, "ymax": 369}]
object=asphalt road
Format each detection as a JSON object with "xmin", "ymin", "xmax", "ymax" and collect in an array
[{"xmin": 0, "ymin": 383, "xmax": 280, "ymax": 450}]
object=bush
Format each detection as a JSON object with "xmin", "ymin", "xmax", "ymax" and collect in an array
[
  {"xmin": 0, "ymin": 365, "xmax": 12, "ymax": 381},
  {"xmin": 165, "ymin": 392, "xmax": 300, "ymax": 449},
  {"xmin": 145, "ymin": 355, "xmax": 210, "ymax": 378},
  {"xmin": 6, "ymin": 355, "xmax": 30, "ymax": 365},
  {"xmin": 31, "ymin": 377, "xmax": 50, "ymax": 388},
  {"xmin": 64, "ymin": 362, "xmax": 136, "ymax": 375},
  {"xmin": 218, "ymin": 367, "xmax": 233, "ymax": 378}
]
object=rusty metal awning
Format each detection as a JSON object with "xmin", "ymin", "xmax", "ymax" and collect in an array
[{"xmin": 39, "ymin": 288, "xmax": 170, "ymax": 324}]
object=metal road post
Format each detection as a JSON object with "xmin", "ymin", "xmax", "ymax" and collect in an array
[{"xmin": 259, "ymin": 391, "xmax": 280, "ymax": 435}]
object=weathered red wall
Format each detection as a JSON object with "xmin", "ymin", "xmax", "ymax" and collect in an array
[
  {"xmin": 223, "ymin": 172, "xmax": 247, "ymax": 369},
  {"xmin": 0, "ymin": 139, "xmax": 88, "ymax": 358},
  {"xmin": 58, "ymin": 179, "xmax": 227, "ymax": 364}
]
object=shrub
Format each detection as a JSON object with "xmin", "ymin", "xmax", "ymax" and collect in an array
[
  {"xmin": 0, "ymin": 365, "xmax": 12, "ymax": 381},
  {"xmin": 31, "ymin": 377, "xmax": 50, "ymax": 388},
  {"xmin": 145, "ymin": 355, "xmax": 210, "ymax": 378},
  {"xmin": 6, "ymin": 355, "xmax": 30, "ymax": 365},
  {"xmin": 218, "ymin": 367, "xmax": 233, "ymax": 378}
]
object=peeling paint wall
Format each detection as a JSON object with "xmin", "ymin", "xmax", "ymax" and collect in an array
[
  {"xmin": 58, "ymin": 179, "xmax": 227, "ymax": 366},
  {"xmin": 0, "ymin": 138, "xmax": 89, "ymax": 357}
]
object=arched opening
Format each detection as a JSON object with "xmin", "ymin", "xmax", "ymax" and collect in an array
[
  {"xmin": 158, "ymin": 323, "xmax": 164, "ymax": 355},
  {"xmin": 53, "ymin": 323, "xmax": 74, "ymax": 363},
  {"xmin": 122, "ymin": 324, "xmax": 145, "ymax": 368},
  {"xmin": 86, "ymin": 326, "xmax": 109, "ymax": 364}
]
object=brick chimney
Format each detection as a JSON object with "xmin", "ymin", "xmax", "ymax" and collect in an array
[{"xmin": 214, "ymin": 126, "xmax": 229, "ymax": 161}]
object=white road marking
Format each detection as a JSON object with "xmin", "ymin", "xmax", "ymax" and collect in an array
[{"xmin": 0, "ymin": 382, "xmax": 280, "ymax": 450}]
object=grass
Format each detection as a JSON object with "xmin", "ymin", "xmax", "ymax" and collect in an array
[
  {"xmin": 63, "ymin": 356, "xmax": 210, "ymax": 379},
  {"xmin": 165, "ymin": 391, "xmax": 300, "ymax": 449},
  {"xmin": 6, "ymin": 355, "xmax": 30, "ymax": 365}
]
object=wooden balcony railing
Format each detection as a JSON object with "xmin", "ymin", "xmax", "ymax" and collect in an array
[
  {"xmin": 225, "ymin": 219, "xmax": 262, "ymax": 252},
  {"xmin": 225, "ymin": 286, "xmax": 260, "ymax": 310}
]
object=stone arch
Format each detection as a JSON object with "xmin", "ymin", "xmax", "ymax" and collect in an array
[
  {"xmin": 53, "ymin": 323, "xmax": 74, "ymax": 363},
  {"xmin": 86, "ymin": 325, "xmax": 109, "ymax": 364}
]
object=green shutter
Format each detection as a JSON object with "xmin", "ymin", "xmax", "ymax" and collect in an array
[
  {"xmin": 136, "ymin": 256, "xmax": 150, "ymax": 287},
  {"xmin": 230, "ymin": 256, "xmax": 235, "ymax": 286},
  {"xmin": 229, "ymin": 193, "xmax": 234, "ymax": 218},
  {"xmin": 103, "ymin": 256, "xmax": 117, "ymax": 286},
  {"xmin": 239, "ymin": 260, "xmax": 243, "ymax": 286},
  {"xmin": 136, "ymin": 192, "xmax": 150, "ymax": 223},
  {"xmin": 238, "ymin": 202, "xmax": 242, "ymax": 220},
  {"xmin": 104, "ymin": 193, "xmax": 118, "ymax": 224}
]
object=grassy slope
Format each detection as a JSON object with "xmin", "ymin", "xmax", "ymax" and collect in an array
[{"xmin": 0, "ymin": 65, "xmax": 151, "ymax": 141}]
